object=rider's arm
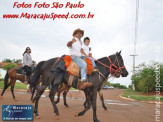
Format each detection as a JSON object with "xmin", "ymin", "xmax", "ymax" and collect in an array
[
  {"xmin": 81, "ymin": 48, "xmax": 88, "ymax": 57},
  {"xmin": 67, "ymin": 38, "xmax": 76, "ymax": 47}
]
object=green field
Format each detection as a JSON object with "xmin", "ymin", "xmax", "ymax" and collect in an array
[
  {"xmin": 0, "ymin": 80, "xmax": 76, "ymax": 90},
  {"xmin": 122, "ymin": 88, "xmax": 163, "ymax": 102},
  {"xmin": 0, "ymin": 80, "xmax": 28, "ymax": 90}
]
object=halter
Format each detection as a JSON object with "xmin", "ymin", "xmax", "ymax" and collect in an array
[
  {"xmin": 92, "ymin": 55, "xmax": 126, "ymax": 77},
  {"xmin": 107, "ymin": 56, "xmax": 125, "ymax": 76}
]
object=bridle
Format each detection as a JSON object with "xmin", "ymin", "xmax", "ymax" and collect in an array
[
  {"xmin": 92, "ymin": 54, "xmax": 126, "ymax": 77},
  {"xmin": 108, "ymin": 55, "xmax": 125, "ymax": 76}
]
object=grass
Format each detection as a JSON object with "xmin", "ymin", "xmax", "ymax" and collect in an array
[
  {"xmin": 122, "ymin": 88, "xmax": 163, "ymax": 102},
  {"xmin": 0, "ymin": 80, "xmax": 77, "ymax": 90},
  {"xmin": 0, "ymin": 80, "xmax": 28, "ymax": 90}
]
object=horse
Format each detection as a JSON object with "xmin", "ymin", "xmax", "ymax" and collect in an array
[
  {"xmin": 0, "ymin": 61, "xmax": 44, "ymax": 101},
  {"xmin": 55, "ymin": 80, "xmax": 108, "ymax": 110},
  {"xmin": 30, "ymin": 51, "xmax": 128, "ymax": 122}
]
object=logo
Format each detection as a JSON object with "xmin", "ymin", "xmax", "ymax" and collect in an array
[{"xmin": 2, "ymin": 105, "xmax": 33, "ymax": 121}]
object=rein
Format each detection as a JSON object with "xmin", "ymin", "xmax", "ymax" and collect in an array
[
  {"xmin": 51, "ymin": 57, "xmax": 60, "ymax": 69},
  {"xmin": 91, "ymin": 55, "xmax": 125, "ymax": 77}
]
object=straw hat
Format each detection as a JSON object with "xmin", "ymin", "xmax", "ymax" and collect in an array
[{"xmin": 72, "ymin": 28, "xmax": 84, "ymax": 36}]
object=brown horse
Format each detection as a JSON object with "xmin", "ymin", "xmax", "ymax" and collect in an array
[{"xmin": 0, "ymin": 67, "xmax": 42, "ymax": 101}]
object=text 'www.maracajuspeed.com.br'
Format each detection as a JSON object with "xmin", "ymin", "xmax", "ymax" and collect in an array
[{"xmin": 2, "ymin": 12, "xmax": 94, "ymax": 20}]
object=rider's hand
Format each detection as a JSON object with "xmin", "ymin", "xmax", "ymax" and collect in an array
[{"xmin": 72, "ymin": 38, "xmax": 76, "ymax": 43}]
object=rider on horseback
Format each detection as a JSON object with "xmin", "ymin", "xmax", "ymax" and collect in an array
[
  {"xmin": 67, "ymin": 28, "xmax": 92, "ymax": 89},
  {"xmin": 23, "ymin": 47, "xmax": 33, "ymax": 84},
  {"xmin": 81, "ymin": 37, "xmax": 98, "ymax": 72}
]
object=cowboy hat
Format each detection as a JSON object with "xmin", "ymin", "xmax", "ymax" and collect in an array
[{"xmin": 72, "ymin": 28, "xmax": 84, "ymax": 36}]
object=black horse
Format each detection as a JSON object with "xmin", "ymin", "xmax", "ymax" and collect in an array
[{"xmin": 30, "ymin": 51, "xmax": 128, "ymax": 122}]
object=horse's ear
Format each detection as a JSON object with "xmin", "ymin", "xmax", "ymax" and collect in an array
[{"xmin": 119, "ymin": 50, "xmax": 122, "ymax": 54}]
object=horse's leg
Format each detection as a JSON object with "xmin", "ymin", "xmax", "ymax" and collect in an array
[
  {"xmin": 49, "ymin": 84, "xmax": 60, "ymax": 120},
  {"xmin": 91, "ymin": 89, "xmax": 100, "ymax": 122},
  {"xmin": 31, "ymin": 86, "xmax": 36, "ymax": 102},
  {"xmin": 0, "ymin": 82, "xmax": 11, "ymax": 99},
  {"xmin": 63, "ymin": 86, "xmax": 70, "ymax": 108},
  {"xmin": 34, "ymin": 84, "xmax": 48, "ymax": 119},
  {"xmin": 74, "ymin": 91, "xmax": 91, "ymax": 117},
  {"xmin": 55, "ymin": 84, "xmax": 63, "ymax": 104},
  {"xmin": 98, "ymin": 90, "xmax": 107, "ymax": 110},
  {"xmin": 10, "ymin": 80, "xmax": 17, "ymax": 101},
  {"xmin": 83, "ymin": 91, "xmax": 88, "ymax": 108}
]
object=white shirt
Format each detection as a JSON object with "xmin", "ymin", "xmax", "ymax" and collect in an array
[
  {"xmin": 69, "ymin": 37, "xmax": 82, "ymax": 57},
  {"xmin": 82, "ymin": 44, "xmax": 89, "ymax": 56},
  {"xmin": 23, "ymin": 53, "xmax": 33, "ymax": 66}
]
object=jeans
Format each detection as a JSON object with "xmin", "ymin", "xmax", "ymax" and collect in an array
[
  {"xmin": 82, "ymin": 56, "xmax": 96, "ymax": 68},
  {"xmin": 24, "ymin": 65, "xmax": 32, "ymax": 77},
  {"xmin": 71, "ymin": 55, "xmax": 87, "ymax": 80},
  {"xmin": 88, "ymin": 57, "xmax": 96, "ymax": 68}
]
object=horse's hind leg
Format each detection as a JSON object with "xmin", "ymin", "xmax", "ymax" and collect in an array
[
  {"xmin": 74, "ymin": 91, "xmax": 91, "ymax": 117},
  {"xmin": 83, "ymin": 92, "xmax": 88, "ymax": 108},
  {"xmin": 63, "ymin": 86, "xmax": 70, "ymax": 108},
  {"xmin": 98, "ymin": 90, "xmax": 107, "ymax": 110},
  {"xmin": 10, "ymin": 80, "xmax": 17, "ymax": 101},
  {"xmin": 34, "ymin": 84, "xmax": 48, "ymax": 119},
  {"xmin": 49, "ymin": 84, "xmax": 60, "ymax": 120},
  {"xmin": 0, "ymin": 83, "xmax": 11, "ymax": 99},
  {"xmin": 55, "ymin": 84, "xmax": 63, "ymax": 104}
]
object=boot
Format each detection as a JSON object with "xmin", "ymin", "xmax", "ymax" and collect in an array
[
  {"xmin": 24, "ymin": 76, "xmax": 29, "ymax": 84},
  {"xmin": 78, "ymin": 79, "xmax": 93, "ymax": 90}
]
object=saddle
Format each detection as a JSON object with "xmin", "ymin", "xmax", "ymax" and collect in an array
[
  {"xmin": 64, "ymin": 55, "xmax": 93, "ymax": 77},
  {"xmin": 16, "ymin": 65, "xmax": 35, "ymax": 75},
  {"xmin": 16, "ymin": 66, "xmax": 26, "ymax": 75}
]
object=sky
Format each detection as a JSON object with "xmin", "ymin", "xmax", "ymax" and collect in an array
[{"xmin": 0, "ymin": 0, "xmax": 163, "ymax": 87}]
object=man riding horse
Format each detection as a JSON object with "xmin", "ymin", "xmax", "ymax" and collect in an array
[{"xmin": 67, "ymin": 28, "xmax": 93, "ymax": 89}]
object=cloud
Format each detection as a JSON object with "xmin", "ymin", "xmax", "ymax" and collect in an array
[{"xmin": 0, "ymin": 0, "xmax": 162, "ymax": 87}]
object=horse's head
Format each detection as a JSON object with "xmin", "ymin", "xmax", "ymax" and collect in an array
[{"xmin": 114, "ymin": 51, "xmax": 128, "ymax": 77}]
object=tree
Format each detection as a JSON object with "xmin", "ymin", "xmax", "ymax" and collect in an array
[
  {"xmin": 2, "ymin": 59, "xmax": 12, "ymax": 63},
  {"xmin": 3, "ymin": 63, "xmax": 17, "ymax": 70},
  {"xmin": 13, "ymin": 59, "xmax": 22, "ymax": 63},
  {"xmin": 132, "ymin": 62, "xmax": 163, "ymax": 92},
  {"xmin": 120, "ymin": 85, "xmax": 127, "ymax": 89}
]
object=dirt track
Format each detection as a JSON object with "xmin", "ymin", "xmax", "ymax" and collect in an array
[{"xmin": 0, "ymin": 89, "xmax": 162, "ymax": 122}]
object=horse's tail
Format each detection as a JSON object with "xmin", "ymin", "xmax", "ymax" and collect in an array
[
  {"xmin": 4, "ymin": 70, "xmax": 9, "ymax": 87},
  {"xmin": 30, "ymin": 61, "xmax": 45, "ymax": 88}
]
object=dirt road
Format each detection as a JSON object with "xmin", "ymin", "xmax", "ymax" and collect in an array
[{"xmin": 0, "ymin": 89, "xmax": 162, "ymax": 122}]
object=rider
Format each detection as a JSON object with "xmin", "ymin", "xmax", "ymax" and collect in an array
[
  {"xmin": 81, "ymin": 37, "xmax": 98, "ymax": 72},
  {"xmin": 23, "ymin": 47, "xmax": 33, "ymax": 84},
  {"xmin": 67, "ymin": 28, "xmax": 92, "ymax": 90}
]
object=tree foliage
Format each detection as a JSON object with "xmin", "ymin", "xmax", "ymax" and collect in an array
[
  {"xmin": 3, "ymin": 63, "xmax": 17, "ymax": 70},
  {"xmin": 132, "ymin": 62, "xmax": 163, "ymax": 93},
  {"xmin": 2, "ymin": 58, "xmax": 12, "ymax": 63},
  {"xmin": 2, "ymin": 58, "xmax": 22, "ymax": 63}
]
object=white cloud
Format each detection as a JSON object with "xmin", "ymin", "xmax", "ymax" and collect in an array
[{"xmin": 0, "ymin": 0, "xmax": 162, "ymax": 87}]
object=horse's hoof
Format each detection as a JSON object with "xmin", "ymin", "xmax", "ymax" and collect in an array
[
  {"xmin": 0, "ymin": 96, "xmax": 3, "ymax": 99},
  {"xmin": 32, "ymin": 100, "xmax": 35, "ymax": 103},
  {"xmin": 65, "ymin": 105, "xmax": 69, "ymax": 108},
  {"xmin": 94, "ymin": 119, "xmax": 101, "ymax": 122},
  {"xmin": 14, "ymin": 98, "xmax": 18, "ymax": 101},
  {"xmin": 55, "ymin": 115, "xmax": 60, "ymax": 120},
  {"xmin": 104, "ymin": 108, "xmax": 107, "ymax": 111},
  {"xmin": 74, "ymin": 112, "xmax": 78, "ymax": 117},
  {"xmin": 36, "ymin": 116, "xmax": 40, "ymax": 119}
]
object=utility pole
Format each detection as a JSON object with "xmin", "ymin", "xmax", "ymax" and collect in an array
[
  {"xmin": 130, "ymin": 0, "xmax": 139, "ymax": 90},
  {"xmin": 130, "ymin": 54, "xmax": 138, "ymax": 90}
]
